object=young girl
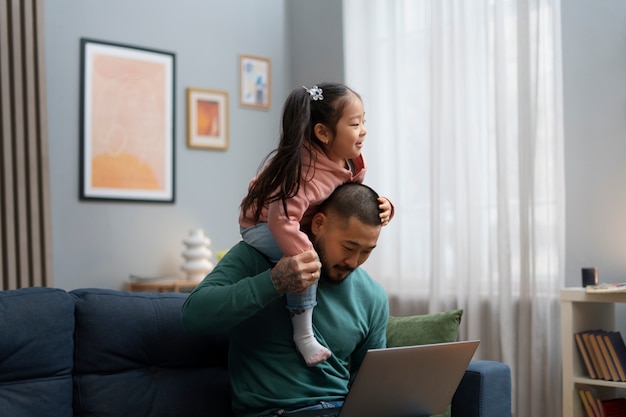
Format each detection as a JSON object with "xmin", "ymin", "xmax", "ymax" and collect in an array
[{"xmin": 239, "ymin": 82, "xmax": 393, "ymax": 366}]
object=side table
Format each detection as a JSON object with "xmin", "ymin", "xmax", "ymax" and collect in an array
[{"xmin": 125, "ymin": 278, "xmax": 201, "ymax": 293}]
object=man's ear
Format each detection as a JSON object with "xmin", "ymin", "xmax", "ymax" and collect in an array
[
  {"xmin": 313, "ymin": 123, "xmax": 330, "ymax": 144},
  {"xmin": 311, "ymin": 212, "xmax": 327, "ymax": 235}
]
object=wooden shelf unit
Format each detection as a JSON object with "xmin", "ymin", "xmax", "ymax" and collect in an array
[{"xmin": 561, "ymin": 288, "xmax": 626, "ymax": 417}]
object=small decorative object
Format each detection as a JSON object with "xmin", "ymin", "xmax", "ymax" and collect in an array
[
  {"xmin": 581, "ymin": 267, "xmax": 598, "ymax": 287},
  {"xmin": 239, "ymin": 54, "xmax": 271, "ymax": 110},
  {"xmin": 187, "ymin": 87, "xmax": 229, "ymax": 150},
  {"xmin": 181, "ymin": 229, "xmax": 214, "ymax": 280}
]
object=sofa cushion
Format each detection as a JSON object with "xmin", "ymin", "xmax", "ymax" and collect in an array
[
  {"xmin": 386, "ymin": 309, "xmax": 463, "ymax": 348},
  {"xmin": 71, "ymin": 288, "xmax": 232, "ymax": 417},
  {"xmin": 386, "ymin": 310, "xmax": 463, "ymax": 417},
  {"xmin": 0, "ymin": 287, "xmax": 75, "ymax": 417}
]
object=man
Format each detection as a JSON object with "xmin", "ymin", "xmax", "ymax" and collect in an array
[{"xmin": 181, "ymin": 183, "xmax": 389, "ymax": 417}]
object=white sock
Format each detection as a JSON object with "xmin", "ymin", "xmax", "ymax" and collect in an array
[{"xmin": 291, "ymin": 308, "xmax": 331, "ymax": 366}]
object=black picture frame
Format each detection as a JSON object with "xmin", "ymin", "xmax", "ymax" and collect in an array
[{"xmin": 79, "ymin": 38, "xmax": 176, "ymax": 203}]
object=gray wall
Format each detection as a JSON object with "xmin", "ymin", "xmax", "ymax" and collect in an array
[
  {"xmin": 45, "ymin": 0, "xmax": 290, "ymax": 290},
  {"xmin": 44, "ymin": 0, "xmax": 626, "ymax": 292},
  {"xmin": 562, "ymin": 0, "xmax": 626, "ymax": 287},
  {"xmin": 44, "ymin": 0, "xmax": 344, "ymax": 291}
]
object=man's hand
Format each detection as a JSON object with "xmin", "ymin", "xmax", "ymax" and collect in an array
[{"xmin": 270, "ymin": 250, "xmax": 322, "ymax": 294}]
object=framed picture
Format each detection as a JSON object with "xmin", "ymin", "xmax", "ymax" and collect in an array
[
  {"xmin": 79, "ymin": 38, "xmax": 175, "ymax": 203},
  {"xmin": 187, "ymin": 87, "xmax": 229, "ymax": 150},
  {"xmin": 239, "ymin": 54, "xmax": 271, "ymax": 110}
]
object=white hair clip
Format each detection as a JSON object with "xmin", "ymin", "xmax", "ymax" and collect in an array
[{"xmin": 303, "ymin": 85, "xmax": 323, "ymax": 101}]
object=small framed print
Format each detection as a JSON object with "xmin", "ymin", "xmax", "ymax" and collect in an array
[
  {"xmin": 239, "ymin": 54, "xmax": 271, "ymax": 110},
  {"xmin": 79, "ymin": 38, "xmax": 175, "ymax": 203},
  {"xmin": 187, "ymin": 88, "xmax": 229, "ymax": 150}
]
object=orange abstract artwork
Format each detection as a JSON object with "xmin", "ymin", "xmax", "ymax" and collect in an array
[
  {"xmin": 196, "ymin": 100, "xmax": 220, "ymax": 137},
  {"xmin": 89, "ymin": 53, "xmax": 167, "ymax": 190}
]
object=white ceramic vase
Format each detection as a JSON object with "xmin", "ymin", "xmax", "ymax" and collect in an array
[{"xmin": 181, "ymin": 229, "xmax": 214, "ymax": 281}]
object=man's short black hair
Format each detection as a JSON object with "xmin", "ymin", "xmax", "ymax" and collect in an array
[{"xmin": 318, "ymin": 183, "xmax": 382, "ymax": 226}]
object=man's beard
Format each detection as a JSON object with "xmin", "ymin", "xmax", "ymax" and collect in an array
[{"xmin": 313, "ymin": 239, "xmax": 355, "ymax": 285}]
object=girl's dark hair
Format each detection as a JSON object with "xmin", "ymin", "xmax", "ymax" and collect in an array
[{"xmin": 241, "ymin": 82, "xmax": 361, "ymax": 221}]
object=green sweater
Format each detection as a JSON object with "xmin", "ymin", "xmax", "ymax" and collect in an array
[{"xmin": 181, "ymin": 241, "xmax": 389, "ymax": 417}]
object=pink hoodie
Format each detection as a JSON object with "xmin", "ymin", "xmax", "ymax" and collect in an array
[{"xmin": 239, "ymin": 146, "xmax": 367, "ymax": 256}]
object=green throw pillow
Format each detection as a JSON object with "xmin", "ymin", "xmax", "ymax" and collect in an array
[{"xmin": 386, "ymin": 309, "xmax": 463, "ymax": 417}]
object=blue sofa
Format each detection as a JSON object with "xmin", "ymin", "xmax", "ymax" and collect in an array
[{"xmin": 0, "ymin": 287, "xmax": 511, "ymax": 417}]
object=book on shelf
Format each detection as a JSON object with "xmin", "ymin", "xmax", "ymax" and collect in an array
[
  {"xmin": 586, "ymin": 282, "xmax": 626, "ymax": 294},
  {"xmin": 600, "ymin": 398, "xmax": 626, "ymax": 417},
  {"xmin": 576, "ymin": 332, "xmax": 598, "ymax": 379},
  {"xmin": 592, "ymin": 332, "xmax": 613, "ymax": 381},
  {"xmin": 582, "ymin": 331, "xmax": 604, "ymax": 379},
  {"xmin": 586, "ymin": 390, "xmax": 604, "ymax": 417},
  {"xmin": 584, "ymin": 331, "xmax": 612, "ymax": 380},
  {"xmin": 604, "ymin": 331, "xmax": 626, "ymax": 382},
  {"xmin": 579, "ymin": 386, "xmax": 604, "ymax": 417},
  {"xmin": 576, "ymin": 330, "xmax": 626, "ymax": 382},
  {"xmin": 578, "ymin": 388, "xmax": 598, "ymax": 417},
  {"xmin": 595, "ymin": 333, "xmax": 621, "ymax": 381}
]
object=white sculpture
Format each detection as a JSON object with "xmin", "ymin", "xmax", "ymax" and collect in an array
[{"xmin": 181, "ymin": 229, "xmax": 214, "ymax": 281}]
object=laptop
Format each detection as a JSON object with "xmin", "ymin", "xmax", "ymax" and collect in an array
[{"xmin": 288, "ymin": 340, "xmax": 480, "ymax": 417}]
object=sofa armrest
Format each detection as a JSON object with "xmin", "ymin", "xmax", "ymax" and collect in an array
[{"xmin": 451, "ymin": 360, "xmax": 512, "ymax": 417}]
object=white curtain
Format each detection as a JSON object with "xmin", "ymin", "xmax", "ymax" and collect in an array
[{"xmin": 343, "ymin": 1, "xmax": 564, "ymax": 416}]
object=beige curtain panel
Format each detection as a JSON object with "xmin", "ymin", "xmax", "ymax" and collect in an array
[{"xmin": 0, "ymin": 0, "xmax": 53, "ymax": 289}]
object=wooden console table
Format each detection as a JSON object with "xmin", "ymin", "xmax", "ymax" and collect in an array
[{"xmin": 125, "ymin": 279, "xmax": 201, "ymax": 293}]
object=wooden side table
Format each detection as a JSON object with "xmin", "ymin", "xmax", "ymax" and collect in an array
[{"xmin": 125, "ymin": 279, "xmax": 201, "ymax": 293}]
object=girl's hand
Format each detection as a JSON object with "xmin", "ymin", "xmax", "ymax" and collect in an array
[{"xmin": 378, "ymin": 197, "xmax": 393, "ymax": 226}]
